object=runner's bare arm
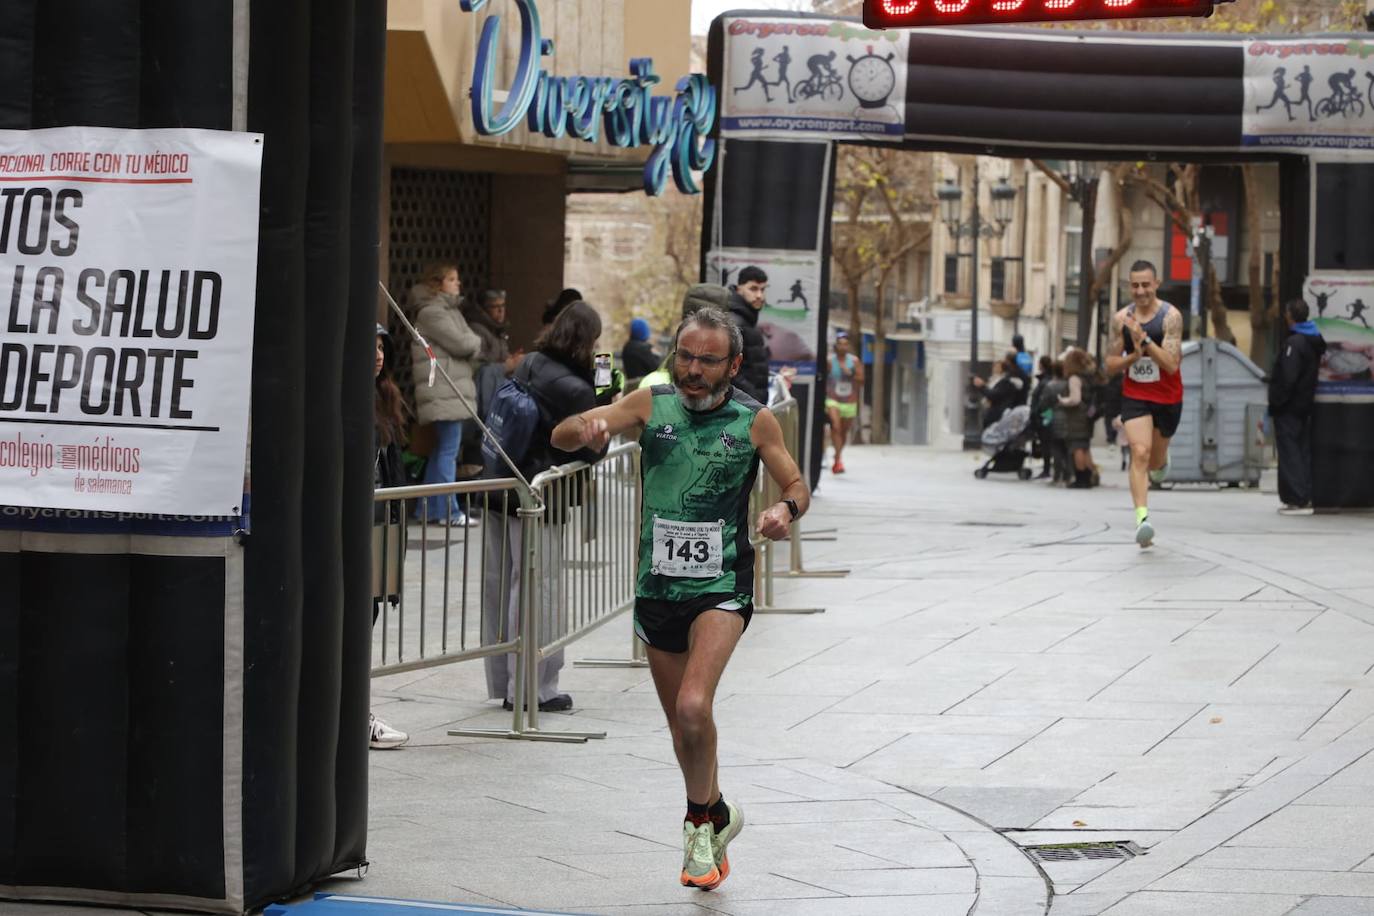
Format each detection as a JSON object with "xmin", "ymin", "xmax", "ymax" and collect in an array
[
  {"xmin": 551, "ymin": 386, "xmax": 653, "ymax": 452},
  {"xmin": 751, "ymin": 408, "xmax": 809, "ymax": 541},
  {"xmin": 1150, "ymin": 307, "xmax": 1184, "ymax": 375},
  {"xmin": 1104, "ymin": 310, "xmax": 1137, "ymax": 377}
]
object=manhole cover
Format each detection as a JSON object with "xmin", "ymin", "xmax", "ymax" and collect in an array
[{"xmin": 1024, "ymin": 841, "xmax": 1143, "ymax": 864}]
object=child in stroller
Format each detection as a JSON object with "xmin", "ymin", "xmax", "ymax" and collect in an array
[{"xmin": 975, "ymin": 405, "xmax": 1034, "ymax": 480}]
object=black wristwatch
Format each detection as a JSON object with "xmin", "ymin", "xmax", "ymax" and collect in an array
[{"xmin": 782, "ymin": 498, "xmax": 800, "ymax": 520}]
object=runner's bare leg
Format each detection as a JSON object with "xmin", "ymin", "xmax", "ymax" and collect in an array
[
  {"xmin": 1124, "ymin": 415, "xmax": 1156, "ymax": 511},
  {"xmin": 646, "ymin": 610, "xmax": 744, "ymax": 805}
]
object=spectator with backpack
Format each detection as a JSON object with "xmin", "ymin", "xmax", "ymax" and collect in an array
[{"xmin": 481, "ymin": 301, "xmax": 608, "ymax": 713}]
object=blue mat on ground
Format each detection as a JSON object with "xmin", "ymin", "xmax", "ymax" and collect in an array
[{"xmin": 266, "ymin": 893, "xmax": 577, "ymax": 916}]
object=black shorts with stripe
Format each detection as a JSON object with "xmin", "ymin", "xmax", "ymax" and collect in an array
[{"xmin": 633, "ymin": 592, "xmax": 754, "ymax": 654}]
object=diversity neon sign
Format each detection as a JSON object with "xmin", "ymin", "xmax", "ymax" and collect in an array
[{"xmin": 459, "ymin": 0, "xmax": 717, "ymax": 196}]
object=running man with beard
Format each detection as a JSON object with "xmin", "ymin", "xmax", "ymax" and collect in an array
[{"xmin": 552, "ymin": 307, "xmax": 809, "ymax": 891}]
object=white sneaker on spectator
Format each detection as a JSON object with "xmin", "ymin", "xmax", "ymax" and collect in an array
[{"xmin": 369, "ymin": 713, "xmax": 408, "ymax": 749}]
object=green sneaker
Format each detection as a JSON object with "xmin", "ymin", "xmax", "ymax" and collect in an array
[
  {"xmin": 680, "ymin": 821, "xmax": 721, "ymax": 889},
  {"xmin": 711, "ymin": 800, "xmax": 744, "ymax": 885},
  {"xmin": 1149, "ymin": 458, "xmax": 1170, "ymax": 485}
]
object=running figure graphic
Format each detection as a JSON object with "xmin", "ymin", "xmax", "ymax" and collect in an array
[
  {"xmin": 733, "ymin": 47, "xmax": 774, "ymax": 102},
  {"xmin": 1349, "ymin": 298, "xmax": 1370, "ymax": 328},
  {"xmin": 1295, "ymin": 65, "xmax": 1315, "ymax": 120},
  {"xmin": 772, "ymin": 46, "xmax": 794, "ymax": 103},
  {"xmin": 779, "ymin": 279, "xmax": 809, "ymax": 312},
  {"xmin": 1255, "ymin": 67, "xmax": 1295, "ymax": 121}
]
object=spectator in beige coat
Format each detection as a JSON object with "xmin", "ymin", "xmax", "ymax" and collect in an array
[{"xmin": 409, "ymin": 262, "xmax": 481, "ymax": 526}]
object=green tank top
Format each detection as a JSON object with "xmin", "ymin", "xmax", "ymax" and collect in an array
[{"xmin": 637, "ymin": 386, "xmax": 763, "ymax": 601}]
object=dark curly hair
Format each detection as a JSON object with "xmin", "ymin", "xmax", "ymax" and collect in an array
[{"xmin": 534, "ymin": 300, "xmax": 602, "ymax": 370}]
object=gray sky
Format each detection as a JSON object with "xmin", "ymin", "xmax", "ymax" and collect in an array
[{"xmin": 691, "ymin": 0, "xmax": 807, "ymax": 35}]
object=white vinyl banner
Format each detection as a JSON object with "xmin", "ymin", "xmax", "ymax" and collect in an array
[
  {"xmin": 1242, "ymin": 39, "xmax": 1374, "ymax": 152},
  {"xmin": 721, "ymin": 16, "xmax": 908, "ymax": 141},
  {"xmin": 0, "ymin": 127, "xmax": 262, "ymax": 515}
]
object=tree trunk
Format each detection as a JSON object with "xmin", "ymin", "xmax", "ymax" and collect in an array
[
  {"xmin": 1242, "ymin": 164, "xmax": 1269, "ymax": 364},
  {"xmin": 1206, "ymin": 259, "xmax": 1237, "ymax": 345},
  {"xmin": 870, "ymin": 279, "xmax": 889, "ymax": 445},
  {"xmin": 847, "ymin": 277, "xmax": 862, "ymax": 348}
]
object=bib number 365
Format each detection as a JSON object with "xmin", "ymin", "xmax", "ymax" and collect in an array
[
  {"xmin": 652, "ymin": 516, "xmax": 724, "ymax": 579},
  {"xmin": 1130, "ymin": 356, "xmax": 1160, "ymax": 384}
]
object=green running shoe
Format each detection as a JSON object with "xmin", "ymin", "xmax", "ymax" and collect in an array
[
  {"xmin": 680, "ymin": 821, "xmax": 720, "ymax": 890},
  {"xmin": 711, "ymin": 800, "xmax": 744, "ymax": 885},
  {"xmin": 1149, "ymin": 458, "xmax": 1170, "ymax": 485}
]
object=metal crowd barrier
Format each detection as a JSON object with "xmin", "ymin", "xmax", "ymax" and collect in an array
[{"xmin": 370, "ymin": 394, "xmax": 845, "ymax": 741}]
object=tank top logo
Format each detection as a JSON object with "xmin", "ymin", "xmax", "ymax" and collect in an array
[
  {"xmin": 719, "ymin": 431, "xmax": 743, "ymax": 451},
  {"xmin": 656, "ymin": 424, "xmax": 678, "ymax": 442}
]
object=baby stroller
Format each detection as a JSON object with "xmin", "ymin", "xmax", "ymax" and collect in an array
[{"xmin": 975, "ymin": 405, "xmax": 1034, "ymax": 480}]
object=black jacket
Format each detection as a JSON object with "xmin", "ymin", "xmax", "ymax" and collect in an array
[
  {"xmin": 981, "ymin": 374, "xmax": 1026, "ymax": 428},
  {"xmin": 516, "ymin": 351, "xmax": 607, "ymax": 478},
  {"xmin": 622, "ymin": 339, "xmax": 661, "ymax": 379},
  {"xmin": 1268, "ymin": 327, "xmax": 1327, "ymax": 416},
  {"xmin": 728, "ymin": 292, "xmax": 771, "ymax": 403}
]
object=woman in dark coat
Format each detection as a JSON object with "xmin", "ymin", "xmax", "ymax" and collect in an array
[
  {"xmin": 371, "ymin": 324, "xmax": 409, "ymax": 749},
  {"xmin": 482, "ymin": 301, "xmax": 608, "ymax": 714}
]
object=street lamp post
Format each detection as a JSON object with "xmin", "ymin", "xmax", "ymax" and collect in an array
[{"xmin": 939, "ymin": 169, "xmax": 1018, "ymax": 450}]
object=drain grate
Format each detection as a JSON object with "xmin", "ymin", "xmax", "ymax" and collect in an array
[{"xmin": 1024, "ymin": 841, "xmax": 1143, "ymax": 864}]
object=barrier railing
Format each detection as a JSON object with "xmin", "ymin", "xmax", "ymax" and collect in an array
[{"xmin": 369, "ymin": 390, "xmax": 843, "ymax": 741}]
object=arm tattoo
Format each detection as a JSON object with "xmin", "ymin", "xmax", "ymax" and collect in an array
[{"xmin": 1162, "ymin": 307, "xmax": 1183, "ymax": 362}]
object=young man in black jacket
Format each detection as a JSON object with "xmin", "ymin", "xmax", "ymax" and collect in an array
[
  {"xmin": 1268, "ymin": 298, "xmax": 1327, "ymax": 515},
  {"xmin": 727, "ymin": 266, "xmax": 772, "ymax": 403}
]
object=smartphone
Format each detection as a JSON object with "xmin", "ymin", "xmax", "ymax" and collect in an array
[{"xmin": 594, "ymin": 352, "xmax": 613, "ymax": 389}]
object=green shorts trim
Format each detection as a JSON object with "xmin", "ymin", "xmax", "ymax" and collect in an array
[{"xmin": 826, "ymin": 400, "xmax": 858, "ymax": 419}]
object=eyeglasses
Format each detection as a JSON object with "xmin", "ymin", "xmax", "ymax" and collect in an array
[{"xmin": 674, "ymin": 349, "xmax": 730, "ymax": 369}]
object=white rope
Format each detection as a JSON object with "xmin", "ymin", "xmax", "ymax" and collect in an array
[{"xmin": 379, "ymin": 282, "xmax": 543, "ymax": 510}]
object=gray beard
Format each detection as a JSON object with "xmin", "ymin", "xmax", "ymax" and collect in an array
[{"xmin": 674, "ymin": 372, "xmax": 733, "ymax": 412}]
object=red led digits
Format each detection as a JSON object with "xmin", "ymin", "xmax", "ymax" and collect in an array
[{"xmin": 865, "ymin": 0, "xmax": 1217, "ymax": 26}]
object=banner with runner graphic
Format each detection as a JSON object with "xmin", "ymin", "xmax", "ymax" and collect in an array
[
  {"xmin": 0, "ymin": 126, "xmax": 262, "ymax": 516},
  {"xmin": 721, "ymin": 16, "xmax": 908, "ymax": 140},
  {"xmin": 705, "ymin": 248, "xmax": 822, "ymax": 377},
  {"xmin": 1242, "ymin": 39, "xmax": 1374, "ymax": 151},
  {"xmin": 1304, "ymin": 272, "xmax": 1374, "ymax": 396}
]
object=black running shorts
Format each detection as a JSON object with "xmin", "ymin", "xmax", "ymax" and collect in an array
[
  {"xmin": 1121, "ymin": 397, "xmax": 1183, "ymax": 439},
  {"xmin": 634, "ymin": 593, "xmax": 753, "ymax": 654}
]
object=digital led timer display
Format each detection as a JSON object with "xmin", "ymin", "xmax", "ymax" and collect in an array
[{"xmin": 863, "ymin": 0, "xmax": 1223, "ymax": 28}]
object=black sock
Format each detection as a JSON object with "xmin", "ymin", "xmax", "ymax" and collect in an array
[
  {"xmin": 686, "ymin": 799, "xmax": 710, "ymax": 827},
  {"xmin": 708, "ymin": 795, "xmax": 730, "ymax": 832}
]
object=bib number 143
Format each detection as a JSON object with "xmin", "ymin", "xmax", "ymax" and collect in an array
[{"xmin": 652, "ymin": 516, "xmax": 724, "ymax": 578}]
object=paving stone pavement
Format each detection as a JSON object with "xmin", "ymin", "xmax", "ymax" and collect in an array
[{"xmin": 4, "ymin": 443, "xmax": 1373, "ymax": 916}]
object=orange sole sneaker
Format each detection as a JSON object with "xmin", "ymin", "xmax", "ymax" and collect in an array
[{"xmin": 680, "ymin": 865, "xmax": 723, "ymax": 890}]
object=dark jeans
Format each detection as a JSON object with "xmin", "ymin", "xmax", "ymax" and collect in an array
[{"xmin": 1274, "ymin": 411, "xmax": 1312, "ymax": 507}]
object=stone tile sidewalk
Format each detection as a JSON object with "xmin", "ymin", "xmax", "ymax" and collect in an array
[{"xmin": 5, "ymin": 442, "xmax": 1373, "ymax": 916}]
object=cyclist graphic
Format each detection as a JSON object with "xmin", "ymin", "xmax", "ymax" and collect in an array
[
  {"xmin": 1317, "ymin": 69, "xmax": 1364, "ymax": 119},
  {"xmin": 734, "ymin": 47, "xmax": 774, "ymax": 103},
  {"xmin": 795, "ymin": 51, "xmax": 843, "ymax": 102}
]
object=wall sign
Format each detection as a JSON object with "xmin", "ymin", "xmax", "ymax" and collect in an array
[
  {"xmin": 459, "ymin": 0, "xmax": 718, "ymax": 196},
  {"xmin": 0, "ymin": 127, "xmax": 261, "ymax": 518}
]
